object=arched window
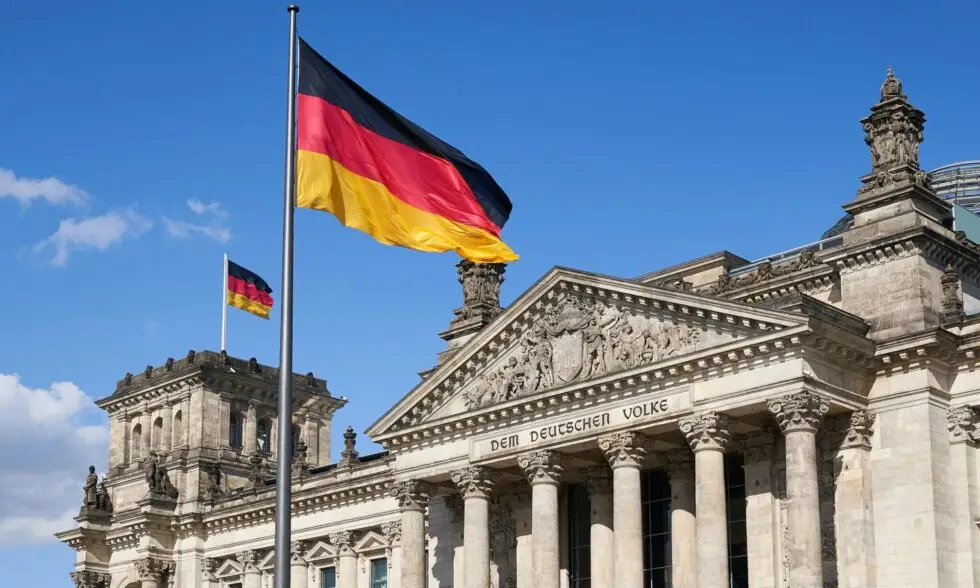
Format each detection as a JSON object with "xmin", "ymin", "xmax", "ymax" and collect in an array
[
  {"xmin": 172, "ymin": 411, "xmax": 184, "ymax": 449},
  {"xmin": 257, "ymin": 419, "xmax": 271, "ymax": 453},
  {"xmin": 291, "ymin": 424, "xmax": 302, "ymax": 459},
  {"xmin": 229, "ymin": 413, "xmax": 243, "ymax": 449},
  {"xmin": 152, "ymin": 417, "xmax": 164, "ymax": 450},
  {"xmin": 131, "ymin": 423, "xmax": 142, "ymax": 458}
]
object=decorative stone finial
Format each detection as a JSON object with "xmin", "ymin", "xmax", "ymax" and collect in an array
[
  {"xmin": 858, "ymin": 67, "xmax": 926, "ymax": 196},
  {"xmin": 306, "ymin": 372, "xmax": 316, "ymax": 387},
  {"xmin": 339, "ymin": 425, "xmax": 359, "ymax": 467},
  {"xmin": 941, "ymin": 264, "xmax": 965, "ymax": 325},
  {"xmin": 248, "ymin": 357, "xmax": 260, "ymax": 374},
  {"xmin": 450, "ymin": 260, "xmax": 506, "ymax": 327},
  {"xmin": 186, "ymin": 349, "xmax": 197, "ymax": 363},
  {"xmin": 164, "ymin": 357, "xmax": 174, "ymax": 371}
]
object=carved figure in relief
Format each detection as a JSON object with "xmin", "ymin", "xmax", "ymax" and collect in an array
[
  {"xmin": 521, "ymin": 326, "xmax": 554, "ymax": 392},
  {"xmin": 582, "ymin": 318, "xmax": 607, "ymax": 378}
]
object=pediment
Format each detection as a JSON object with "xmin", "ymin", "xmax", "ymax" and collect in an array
[
  {"xmin": 355, "ymin": 530, "xmax": 387, "ymax": 551},
  {"xmin": 306, "ymin": 540, "xmax": 338, "ymax": 563},
  {"xmin": 258, "ymin": 550, "xmax": 275, "ymax": 571},
  {"xmin": 367, "ymin": 267, "xmax": 807, "ymax": 439},
  {"xmin": 214, "ymin": 559, "xmax": 242, "ymax": 579}
]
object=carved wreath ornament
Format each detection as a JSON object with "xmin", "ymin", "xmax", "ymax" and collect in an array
[{"xmin": 463, "ymin": 295, "xmax": 703, "ymax": 409}]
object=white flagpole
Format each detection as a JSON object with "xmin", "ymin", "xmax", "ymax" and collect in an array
[
  {"xmin": 221, "ymin": 252, "xmax": 229, "ymax": 352},
  {"xmin": 273, "ymin": 6, "xmax": 299, "ymax": 588}
]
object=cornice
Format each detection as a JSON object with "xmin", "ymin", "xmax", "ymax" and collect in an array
[
  {"xmin": 729, "ymin": 264, "xmax": 837, "ymax": 305},
  {"xmin": 367, "ymin": 267, "xmax": 807, "ymax": 439},
  {"xmin": 876, "ymin": 328, "xmax": 962, "ymax": 374}
]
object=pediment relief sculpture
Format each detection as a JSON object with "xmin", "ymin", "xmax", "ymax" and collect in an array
[{"xmin": 462, "ymin": 294, "xmax": 726, "ymax": 410}]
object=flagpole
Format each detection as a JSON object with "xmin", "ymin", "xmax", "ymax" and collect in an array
[
  {"xmin": 221, "ymin": 252, "xmax": 229, "ymax": 352},
  {"xmin": 273, "ymin": 5, "xmax": 299, "ymax": 588}
]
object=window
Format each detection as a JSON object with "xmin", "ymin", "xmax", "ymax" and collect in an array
[
  {"xmin": 320, "ymin": 567, "xmax": 336, "ymax": 588},
  {"xmin": 567, "ymin": 483, "xmax": 591, "ymax": 588},
  {"xmin": 256, "ymin": 419, "xmax": 271, "ymax": 453},
  {"xmin": 370, "ymin": 558, "xmax": 388, "ymax": 588},
  {"xmin": 131, "ymin": 423, "xmax": 142, "ymax": 459},
  {"xmin": 152, "ymin": 417, "xmax": 164, "ymax": 450},
  {"xmin": 725, "ymin": 453, "xmax": 748, "ymax": 588},
  {"xmin": 642, "ymin": 468, "xmax": 672, "ymax": 588},
  {"xmin": 172, "ymin": 410, "xmax": 183, "ymax": 448},
  {"xmin": 229, "ymin": 413, "xmax": 243, "ymax": 449}
]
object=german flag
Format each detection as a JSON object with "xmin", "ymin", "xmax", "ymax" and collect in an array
[
  {"xmin": 227, "ymin": 261, "xmax": 274, "ymax": 319},
  {"xmin": 295, "ymin": 38, "xmax": 518, "ymax": 263}
]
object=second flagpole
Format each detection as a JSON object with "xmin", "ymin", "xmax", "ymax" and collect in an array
[
  {"xmin": 273, "ymin": 5, "xmax": 300, "ymax": 588},
  {"xmin": 221, "ymin": 252, "xmax": 229, "ymax": 352}
]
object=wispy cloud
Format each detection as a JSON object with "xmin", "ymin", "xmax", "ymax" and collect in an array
[
  {"xmin": 0, "ymin": 168, "xmax": 88, "ymax": 206},
  {"xmin": 32, "ymin": 209, "xmax": 152, "ymax": 267},
  {"xmin": 187, "ymin": 198, "xmax": 228, "ymax": 218},
  {"xmin": 163, "ymin": 199, "xmax": 232, "ymax": 243}
]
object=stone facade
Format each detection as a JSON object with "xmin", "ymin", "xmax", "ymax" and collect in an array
[{"xmin": 59, "ymin": 70, "xmax": 980, "ymax": 588}]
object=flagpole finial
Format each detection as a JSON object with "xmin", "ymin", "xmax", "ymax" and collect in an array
[{"xmin": 288, "ymin": 4, "xmax": 299, "ymax": 12}]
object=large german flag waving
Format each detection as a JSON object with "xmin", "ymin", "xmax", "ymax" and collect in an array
[{"xmin": 295, "ymin": 38, "xmax": 518, "ymax": 263}]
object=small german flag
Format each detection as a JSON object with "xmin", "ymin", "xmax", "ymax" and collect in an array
[
  {"xmin": 227, "ymin": 261, "xmax": 274, "ymax": 319},
  {"xmin": 295, "ymin": 38, "xmax": 518, "ymax": 263}
]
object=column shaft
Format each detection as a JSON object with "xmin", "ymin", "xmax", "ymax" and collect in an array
[
  {"xmin": 665, "ymin": 450, "xmax": 697, "ymax": 588},
  {"xmin": 586, "ymin": 470, "xmax": 614, "ymax": 588},
  {"xmin": 518, "ymin": 451, "xmax": 563, "ymax": 588},
  {"xmin": 140, "ymin": 412, "xmax": 151, "ymax": 459},
  {"xmin": 464, "ymin": 496, "xmax": 490, "ymax": 588},
  {"xmin": 835, "ymin": 411, "xmax": 876, "ymax": 588},
  {"xmin": 613, "ymin": 466, "xmax": 643, "ymax": 587},
  {"xmin": 290, "ymin": 563, "xmax": 309, "ymax": 588},
  {"xmin": 160, "ymin": 404, "xmax": 173, "ymax": 451},
  {"xmin": 403, "ymin": 508, "xmax": 427, "ymax": 588},
  {"xmin": 244, "ymin": 403, "xmax": 257, "ymax": 454},
  {"xmin": 338, "ymin": 554, "xmax": 357, "ymax": 588}
]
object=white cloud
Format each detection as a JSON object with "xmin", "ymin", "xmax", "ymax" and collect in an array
[
  {"xmin": 0, "ymin": 374, "xmax": 107, "ymax": 546},
  {"xmin": 0, "ymin": 168, "xmax": 88, "ymax": 206},
  {"xmin": 187, "ymin": 198, "xmax": 227, "ymax": 218},
  {"xmin": 162, "ymin": 218, "xmax": 232, "ymax": 243},
  {"xmin": 32, "ymin": 209, "xmax": 152, "ymax": 267}
]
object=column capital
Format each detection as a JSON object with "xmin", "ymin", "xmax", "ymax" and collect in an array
[
  {"xmin": 390, "ymin": 479, "xmax": 434, "ymax": 511},
  {"xmin": 450, "ymin": 465, "xmax": 498, "ymax": 499},
  {"xmin": 290, "ymin": 540, "xmax": 310, "ymax": 566},
  {"xmin": 517, "ymin": 450, "xmax": 564, "ymax": 485},
  {"xmin": 381, "ymin": 520, "xmax": 402, "ymax": 546},
  {"xmin": 584, "ymin": 465, "xmax": 614, "ymax": 496},
  {"xmin": 739, "ymin": 428, "xmax": 776, "ymax": 463},
  {"xmin": 948, "ymin": 406, "xmax": 980, "ymax": 445},
  {"xmin": 202, "ymin": 558, "xmax": 217, "ymax": 581},
  {"xmin": 841, "ymin": 410, "xmax": 876, "ymax": 450},
  {"xmin": 235, "ymin": 550, "xmax": 259, "ymax": 572},
  {"xmin": 679, "ymin": 411, "xmax": 731, "ymax": 452},
  {"xmin": 663, "ymin": 448, "xmax": 695, "ymax": 480},
  {"xmin": 69, "ymin": 570, "xmax": 110, "ymax": 588},
  {"xmin": 767, "ymin": 391, "xmax": 829, "ymax": 434},
  {"xmin": 598, "ymin": 431, "xmax": 650, "ymax": 468},
  {"xmin": 136, "ymin": 557, "xmax": 173, "ymax": 582},
  {"xmin": 328, "ymin": 530, "xmax": 357, "ymax": 555}
]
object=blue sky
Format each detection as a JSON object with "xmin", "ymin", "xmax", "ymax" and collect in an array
[{"xmin": 1, "ymin": 1, "xmax": 978, "ymax": 585}]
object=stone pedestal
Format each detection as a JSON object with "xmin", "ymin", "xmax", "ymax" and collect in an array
[
  {"xmin": 291, "ymin": 541, "xmax": 310, "ymax": 588},
  {"xmin": 769, "ymin": 391, "xmax": 828, "ymax": 588},
  {"xmin": 392, "ymin": 481, "xmax": 431, "ymax": 588},
  {"xmin": 451, "ymin": 467, "xmax": 497, "ymax": 588},
  {"xmin": 585, "ymin": 467, "xmax": 615, "ymax": 588},
  {"xmin": 518, "ymin": 450, "xmax": 563, "ymax": 588},
  {"xmin": 680, "ymin": 411, "xmax": 732, "ymax": 588},
  {"xmin": 598, "ymin": 432, "xmax": 648, "ymax": 588},
  {"xmin": 665, "ymin": 449, "xmax": 697, "ymax": 588},
  {"xmin": 834, "ymin": 411, "xmax": 877, "ymax": 588},
  {"xmin": 329, "ymin": 531, "xmax": 358, "ymax": 588}
]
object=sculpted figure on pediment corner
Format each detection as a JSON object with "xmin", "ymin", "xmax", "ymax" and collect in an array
[{"xmin": 462, "ymin": 294, "xmax": 706, "ymax": 410}]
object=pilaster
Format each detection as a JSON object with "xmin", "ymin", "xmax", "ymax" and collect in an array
[
  {"xmin": 834, "ymin": 411, "xmax": 877, "ymax": 588},
  {"xmin": 740, "ymin": 429, "xmax": 778, "ymax": 588},
  {"xmin": 947, "ymin": 406, "xmax": 980, "ymax": 588}
]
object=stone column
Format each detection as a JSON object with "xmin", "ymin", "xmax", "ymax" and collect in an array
[
  {"xmin": 585, "ymin": 466, "xmax": 615, "ymax": 588},
  {"xmin": 304, "ymin": 413, "xmax": 320, "ymax": 465},
  {"xmin": 947, "ymin": 407, "xmax": 980, "ymax": 588},
  {"xmin": 768, "ymin": 391, "xmax": 829, "ymax": 588},
  {"xmin": 664, "ymin": 448, "xmax": 697, "ymax": 588},
  {"xmin": 160, "ymin": 402, "xmax": 173, "ymax": 452},
  {"xmin": 237, "ymin": 550, "xmax": 261, "ymax": 588},
  {"xmin": 680, "ymin": 411, "xmax": 732, "ymax": 588},
  {"xmin": 244, "ymin": 402, "xmax": 258, "ymax": 454},
  {"xmin": 451, "ymin": 467, "xmax": 497, "ymax": 588},
  {"xmin": 392, "ymin": 480, "xmax": 432, "ymax": 588},
  {"xmin": 330, "ymin": 531, "xmax": 359, "ymax": 588},
  {"xmin": 598, "ymin": 432, "xmax": 648, "ymax": 588},
  {"xmin": 518, "ymin": 450, "xmax": 563, "ymax": 588},
  {"xmin": 291, "ymin": 541, "xmax": 310, "ymax": 588},
  {"xmin": 382, "ymin": 521, "xmax": 404, "ymax": 588},
  {"xmin": 740, "ymin": 429, "xmax": 778, "ymax": 588},
  {"xmin": 140, "ymin": 411, "xmax": 152, "ymax": 460},
  {"xmin": 136, "ymin": 558, "xmax": 172, "ymax": 588}
]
